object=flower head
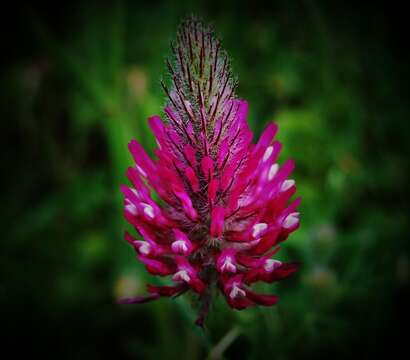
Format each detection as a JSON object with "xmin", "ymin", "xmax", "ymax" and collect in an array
[{"xmin": 119, "ymin": 17, "xmax": 300, "ymax": 326}]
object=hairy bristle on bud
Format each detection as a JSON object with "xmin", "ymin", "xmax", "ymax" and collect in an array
[{"xmin": 162, "ymin": 17, "xmax": 237, "ymax": 149}]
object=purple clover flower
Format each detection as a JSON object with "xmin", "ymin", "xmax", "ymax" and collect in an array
[{"xmin": 119, "ymin": 18, "xmax": 300, "ymax": 326}]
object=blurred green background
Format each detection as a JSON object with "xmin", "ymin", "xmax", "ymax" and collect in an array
[{"xmin": 2, "ymin": 0, "xmax": 409, "ymax": 359}]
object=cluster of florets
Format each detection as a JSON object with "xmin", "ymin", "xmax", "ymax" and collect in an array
[{"xmin": 119, "ymin": 18, "xmax": 300, "ymax": 326}]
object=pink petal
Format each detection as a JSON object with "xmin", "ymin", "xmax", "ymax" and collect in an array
[
  {"xmin": 183, "ymin": 145, "xmax": 197, "ymax": 167},
  {"xmin": 171, "ymin": 229, "xmax": 193, "ymax": 255},
  {"xmin": 208, "ymin": 179, "xmax": 219, "ymax": 203},
  {"xmin": 245, "ymin": 290, "xmax": 278, "ymax": 306},
  {"xmin": 173, "ymin": 186, "xmax": 198, "ymax": 221},
  {"xmin": 201, "ymin": 156, "xmax": 214, "ymax": 180},
  {"xmin": 256, "ymin": 123, "xmax": 278, "ymax": 150},
  {"xmin": 216, "ymin": 248, "xmax": 237, "ymax": 274},
  {"xmin": 185, "ymin": 166, "xmax": 200, "ymax": 192},
  {"xmin": 210, "ymin": 206, "xmax": 225, "ymax": 237},
  {"xmin": 138, "ymin": 256, "xmax": 175, "ymax": 276}
]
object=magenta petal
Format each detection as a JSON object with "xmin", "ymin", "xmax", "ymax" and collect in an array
[
  {"xmin": 267, "ymin": 262, "xmax": 300, "ymax": 282},
  {"xmin": 217, "ymin": 139, "xmax": 229, "ymax": 168},
  {"xmin": 138, "ymin": 256, "xmax": 175, "ymax": 276},
  {"xmin": 256, "ymin": 123, "xmax": 278, "ymax": 150},
  {"xmin": 148, "ymin": 115, "xmax": 166, "ymax": 147},
  {"xmin": 125, "ymin": 168, "xmax": 150, "ymax": 199},
  {"xmin": 210, "ymin": 206, "xmax": 225, "ymax": 237},
  {"xmin": 208, "ymin": 179, "xmax": 219, "ymax": 202},
  {"xmin": 245, "ymin": 290, "xmax": 278, "ymax": 306},
  {"xmin": 234, "ymin": 100, "xmax": 249, "ymax": 124},
  {"xmin": 171, "ymin": 229, "xmax": 193, "ymax": 255},
  {"xmin": 173, "ymin": 187, "xmax": 198, "ymax": 221},
  {"xmin": 201, "ymin": 156, "xmax": 214, "ymax": 180},
  {"xmin": 225, "ymin": 295, "xmax": 254, "ymax": 310},
  {"xmin": 220, "ymin": 164, "xmax": 234, "ymax": 191},
  {"xmin": 185, "ymin": 166, "xmax": 200, "ymax": 192},
  {"xmin": 173, "ymin": 256, "xmax": 206, "ymax": 294},
  {"xmin": 216, "ymin": 248, "xmax": 237, "ymax": 273},
  {"xmin": 128, "ymin": 140, "xmax": 156, "ymax": 177},
  {"xmin": 183, "ymin": 145, "xmax": 197, "ymax": 167}
]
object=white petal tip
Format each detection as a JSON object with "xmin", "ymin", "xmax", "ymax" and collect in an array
[
  {"xmin": 173, "ymin": 270, "xmax": 191, "ymax": 283},
  {"xmin": 268, "ymin": 163, "xmax": 279, "ymax": 181},
  {"xmin": 229, "ymin": 285, "xmax": 246, "ymax": 299},
  {"xmin": 252, "ymin": 223, "xmax": 268, "ymax": 238},
  {"xmin": 283, "ymin": 212, "xmax": 299, "ymax": 229},
  {"xmin": 125, "ymin": 204, "xmax": 138, "ymax": 216},
  {"xmin": 171, "ymin": 240, "xmax": 189, "ymax": 254},
  {"xmin": 281, "ymin": 179, "xmax": 295, "ymax": 192},
  {"xmin": 136, "ymin": 165, "xmax": 147, "ymax": 178},
  {"xmin": 138, "ymin": 242, "xmax": 151, "ymax": 255},
  {"xmin": 264, "ymin": 259, "xmax": 282, "ymax": 272},
  {"xmin": 142, "ymin": 204, "xmax": 155, "ymax": 219},
  {"xmin": 263, "ymin": 146, "xmax": 273, "ymax": 162},
  {"xmin": 221, "ymin": 257, "xmax": 237, "ymax": 273}
]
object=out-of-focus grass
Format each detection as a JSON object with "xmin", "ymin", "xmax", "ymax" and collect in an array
[{"xmin": 2, "ymin": 1, "xmax": 409, "ymax": 359}]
